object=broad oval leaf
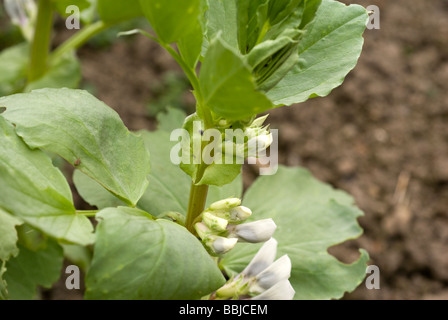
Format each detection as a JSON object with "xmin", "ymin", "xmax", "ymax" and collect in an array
[
  {"xmin": 267, "ymin": 0, "xmax": 369, "ymax": 105},
  {"xmin": 0, "ymin": 88, "xmax": 151, "ymax": 207},
  {"xmin": 220, "ymin": 166, "xmax": 369, "ymax": 300},
  {"xmin": 0, "ymin": 117, "xmax": 94, "ymax": 245},
  {"xmin": 85, "ymin": 207, "xmax": 225, "ymax": 300},
  {"xmin": 199, "ymin": 36, "xmax": 273, "ymax": 120}
]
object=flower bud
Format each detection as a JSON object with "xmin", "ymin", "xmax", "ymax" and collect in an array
[
  {"xmin": 250, "ymin": 115, "xmax": 269, "ymax": 128},
  {"xmin": 194, "ymin": 222, "xmax": 213, "ymax": 239},
  {"xmin": 202, "ymin": 211, "xmax": 228, "ymax": 232},
  {"xmin": 209, "ymin": 198, "xmax": 241, "ymax": 211},
  {"xmin": 234, "ymin": 219, "xmax": 277, "ymax": 243},
  {"xmin": 205, "ymin": 235, "xmax": 238, "ymax": 255},
  {"xmin": 228, "ymin": 206, "xmax": 252, "ymax": 223},
  {"xmin": 250, "ymin": 280, "xmax": 295, "ymax": 300}
]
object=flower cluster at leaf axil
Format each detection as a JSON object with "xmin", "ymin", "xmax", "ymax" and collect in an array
[
  {"xmin": 195, "ymin": 198, "xmax": 276, "ymax": 255},
  {"xmin": 195, "ymin": 198, "xmax": 294, "ymax": 300},
  {"xmin": 217, "ymin": 115, "xmax": 273, "ymax": 161}
]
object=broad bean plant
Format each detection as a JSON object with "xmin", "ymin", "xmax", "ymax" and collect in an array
[{"xmin": 0, "ymin": 0, "xmax": 370, "ymax": 300}]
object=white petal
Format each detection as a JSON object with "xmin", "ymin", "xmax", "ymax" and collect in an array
[
  {"xmin": 229, "ymin": 206, "xmax": 252, "ymax": 222},
  {"xmin": 251, "ymin": 280, "xmax": 295, "ymax": 300},
  {"xmin": 211, "ymin": 236, "xmax": 238, "ymax": 254},
  {"xmin": 253, "ymin": 255, "xmax": 292, "ymax": 292},
  {"xmin": 235, "ymin": 219, "xmax": 277, "ymax": 243},
  {"xmin": 242, "ymin": 238, "xmax": 278, "ymax": 277}
]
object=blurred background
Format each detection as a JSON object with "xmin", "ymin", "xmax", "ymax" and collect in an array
[{"xmin": 1, "ymin": 0, "xmax": 447, "ymax": 299}]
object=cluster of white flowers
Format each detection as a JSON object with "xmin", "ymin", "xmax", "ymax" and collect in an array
[
  {"xmin": 195, "ymin": 198, "xmax": 277, "ymax": 255},
  {"xmin": 215, "ymin": 239, "xmax": 295, "ymax": 300},
  {"xmin": 4, "ymin": 0, "xmax": 37, "ymax": 41}
]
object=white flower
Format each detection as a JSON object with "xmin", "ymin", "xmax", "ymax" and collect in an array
[
  {"xmin": 215, "ymin": 238, "xmax": 295, "ymax": 300},
  {"xmin": 233, "ymin": 219, "xmax": 277, "ymax": 243},
  {"xmin": 250, "ymin": 280, "xmax": 295, "ymax": 300}
]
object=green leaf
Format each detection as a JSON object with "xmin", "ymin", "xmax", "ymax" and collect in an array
[
  {"xmin": 73, "ymin": 170, "xmax": 127, "ymax": 209},
  {"xmin": 199, "ymin": 36, "xmax": 273, "ymax": 120},
  {"xmin": 177, "ymin": 21, "xmax": 203, "ymax": 69},
  {"xmin": 0, "ymin": 209, "xmax": 23, "ymax": 261},
  {"xmin": 97, "ymin": 0, "xmax": 143, "ymax": 23},
  {"xmin": 267, "ymin": 0, "xmax": 368, "ymax": 105},
  {"xmin": 236, "ymin": 0, "xmax": 269, "ymax": 54},
  {"xmin": 0, "ymin": 117, "xmax": 94, "ymax": 245},
  {"xmin": 85, "ymin": 207, "xmax": 225, "ymax": 299},
  {"xmin": 25, "ymin": 51, "xmax": 81, "ymax": 92},
  {"xmin": 0, "ymin": 88, "xmax": 151, "ymax": 207},
  {"xmin": 0, "ymin": 43, "xmax": 28, "ymax": 97},
  {"xmin": 220, "ymin": 166, "xmax": 369, "ymax": 300},
  {"xmin": 205, "ymin": 0, "xmax": 239, "ymax": 51},
  {"xmin": 139, "ymin": 0, "xmax": 201, "ymax": 44},
  {"xmin": 4, "ymin": 239, "xmax": 63, "ymax": 300}
]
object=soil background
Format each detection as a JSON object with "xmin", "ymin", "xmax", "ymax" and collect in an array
[{"xmin": 5, "ymin": 0, "xmax": 448, "ymax": 300}]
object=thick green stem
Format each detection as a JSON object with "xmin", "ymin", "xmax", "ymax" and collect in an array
[
  {"xmin": 51, "ymin": 21, "xmax": 110, "ymax": 63},
  {"xmin": 186, "ymin": 183, "xmax": 209, "ymax": 233},
  {"xmin": 28, "ymin": 0, "xmax": 53, "ymax": 82}
]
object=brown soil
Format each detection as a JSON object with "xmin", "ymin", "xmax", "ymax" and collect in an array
[{"xmin": 50, "ymin": 0, "xmax": 448, "ymax": 299}]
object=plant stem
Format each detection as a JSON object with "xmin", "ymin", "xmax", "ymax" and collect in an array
[
  {"xmin": 28, "ymin": 0, "xmax": 53, "ymax": 82},
  {"xmin": 77, "ymin": 210, "xmax": 98, "ymax": 217},
  {"xmin": 50, "ymin": 21, "xmax": 110, "ymax": 63},
  {"xmin": 185, "ymin": 183, "xmax": 209, "ymax": 233}
]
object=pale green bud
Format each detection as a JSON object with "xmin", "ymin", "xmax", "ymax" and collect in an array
[
  {"xmin": 250, "ymin": 115, "xmax": 269, "ymax": 128},
  {"xmin": 194, "ymin": 222, "xmax": 213, "ymax": 239},
  {"xmin": 209, "ymin": 198, "xmax": 241, "ymax": 211},
  {"xmin": 202, "ymin": 211, "xmax": 228, "ymax": 232}
]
